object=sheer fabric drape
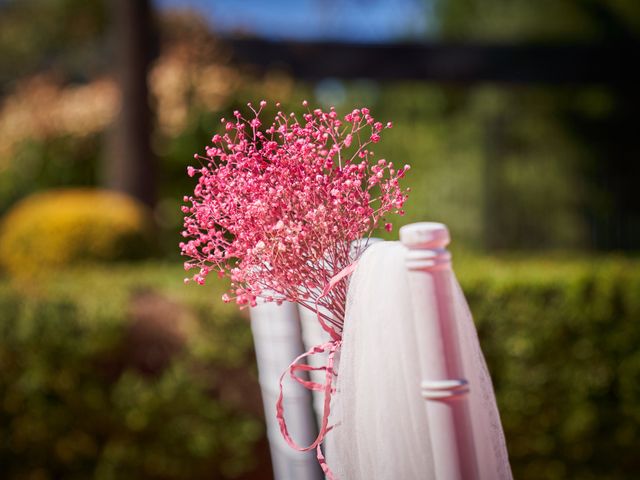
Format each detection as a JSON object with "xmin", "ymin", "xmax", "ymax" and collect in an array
[{"xmin": 326, "ymin": 242, "xmax": 512, "ymax": 480}]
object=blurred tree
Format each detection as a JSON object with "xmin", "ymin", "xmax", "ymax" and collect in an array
[
  {"xmin": 0, "ymin": 0, "xmax": 159, "ymax": 208},
  {"xmin": 106, "ymin": 0, "xmax": 158, "ymax": 207}
]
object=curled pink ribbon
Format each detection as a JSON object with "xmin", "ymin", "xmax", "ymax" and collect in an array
[
  {"xmin": 315, "ymin": 261, "xmax": 359, "ymax": 341},
  {"xmin": 275, "ymin": 261, "xmax": 358, "ymax": 480}
]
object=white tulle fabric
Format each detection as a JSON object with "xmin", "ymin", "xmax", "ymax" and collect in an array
[{"xmin": 326, "ymin": 242, "xmax": 512, "ymax": 480}]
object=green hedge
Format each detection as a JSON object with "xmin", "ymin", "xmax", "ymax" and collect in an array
[
  {"xmin": 457, "ymin": 255, "xmax": 640, "ymax": 480},
  {"xmin": 0, "ymin": 264, "xmax": 263, "ymax": 480},
  {"xmin": 1, "ymin": 257, "xmax": 639, "ymax": 479}
]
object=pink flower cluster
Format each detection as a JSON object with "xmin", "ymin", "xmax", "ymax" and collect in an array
[{"xmin": 180, "ymin": 101, "xmax": 409, "ymax": 331}]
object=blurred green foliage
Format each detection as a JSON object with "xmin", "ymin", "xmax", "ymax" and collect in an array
[
  {"xmin": 1, "ymin": 81, "xmax": 621, "ymax": 253},
  {"xmin": 0, "ymin": 0, "xmax": 108, "ymax": 90},
  {"xmin": 0, "ymin": 188, "xmax": 157, "ymax": 276},
  {"xmin": 328, "ymin": 83, "xmax": 618, "ymax": 250},
  {"xmin": 0, "ymin": 3, "xmax": 637, "ymax": 252},
  {"xmin": 1, "ymin": 258, "xmax": 639, "ymax": 479},
  {"xmin": 1, "ymin": 43, "xmax": 634, "ymax": 254},
  {"xmin": 458, "ymin": 255, "xmax": 640, "ymax": 479},
  {"xmin": 0, "ymin": 264, "xmax": 263, "ymax": 479},
  {"xmin": 435, "ymin": 0, "xmax": 640, "ymax": 40},
  {"xmin": 0, "ymin": 134, "xmax": 101, "ymax": 212}
]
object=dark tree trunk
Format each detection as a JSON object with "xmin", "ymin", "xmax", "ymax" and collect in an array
[{"xmin": 107, "ymin": 0, "xmax": 157, "ymax": 207}]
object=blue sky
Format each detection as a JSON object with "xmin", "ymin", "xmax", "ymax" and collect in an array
[{"xmin": 153, "ymin": 0, "xmax": 433, "ymax": 43}]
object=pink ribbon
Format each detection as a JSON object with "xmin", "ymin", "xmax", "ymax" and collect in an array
[
  {"xmin": 315, "ymin": 261, "xmax": 359, "ymax": 341},
  {"xmin": 276, "ymin": 340, "xmax": 341, "ymax": 479},
  {"xmin": 276, "ymin": 261, "xmax": 358, "ymax": 480}
]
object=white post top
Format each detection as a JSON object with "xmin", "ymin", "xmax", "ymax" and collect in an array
[{"xmin": 400, "ymin": 222, "xmax": 450, "ymax": 249}]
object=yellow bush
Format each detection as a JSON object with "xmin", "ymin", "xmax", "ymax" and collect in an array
[{"xmin": 0, "ymin": 188, "xmax": 156, "ymax": 276}]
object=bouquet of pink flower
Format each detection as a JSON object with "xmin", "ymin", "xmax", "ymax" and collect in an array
[
  {"xmin": 180, "ymin": 101, "xmax": 409, "ymax": 478},
  {"xmin": 181, "ymin": 100, "xmax": 409, "ymax": 335}
]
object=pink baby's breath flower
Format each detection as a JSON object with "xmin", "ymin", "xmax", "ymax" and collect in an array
[{"xmin": 180, "ymin": 101, "xmax": 409, "ymax": 332}]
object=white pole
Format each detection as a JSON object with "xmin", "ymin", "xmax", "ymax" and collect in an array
[
  {"xmin": 298, "ymin": 306, "xmax": 331, "ymax": 428},
  {"xmin": 250, "ymin": 300, "xmax": 324, "ymax": 480},
  {"xmin": 400, "ymin": 222, "xmax": 480, "ymax": 480}
]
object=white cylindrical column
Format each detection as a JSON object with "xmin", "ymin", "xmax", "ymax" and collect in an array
[
  {"xmin": 298, "ymin": 305, "xmax": 332, "ymax": 427},
  {"xmin": 250, "ymin": 300, "xmax": 324, "ymax": 480},
  {"xmin": 400, "ymin": 222, "xmax": 480, "ymax": 480}
]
